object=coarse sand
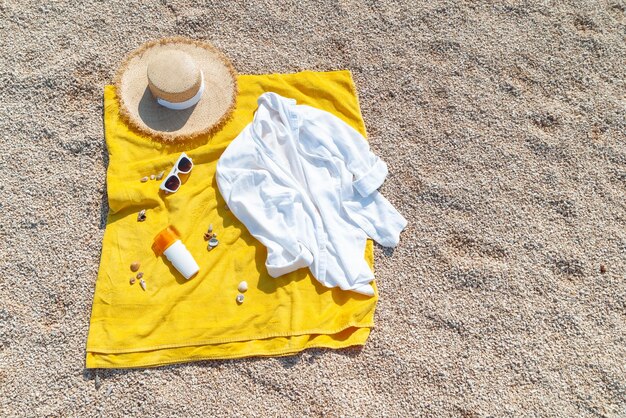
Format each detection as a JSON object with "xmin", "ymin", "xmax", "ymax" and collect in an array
[{"xmin": 0, "ymin": 1, "xmax": 625, "ymax": 416}]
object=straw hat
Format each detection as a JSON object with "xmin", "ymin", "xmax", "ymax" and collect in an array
[{"xmin": 114, "ymin": 37, "xmax": 238, "ymax": 142}]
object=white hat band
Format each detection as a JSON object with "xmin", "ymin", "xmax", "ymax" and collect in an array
[{"xmin": 157, "ymin": 71, "xmax": 205, "ymax": 110}]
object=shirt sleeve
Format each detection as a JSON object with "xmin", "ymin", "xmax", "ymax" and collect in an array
[
  {"xmin": 296, "ymin": 104, "xmax": 389, "ymax": 197},
  {"xmin": 216, "ymin": 167, "xmax": 314, "ymax": 278}
]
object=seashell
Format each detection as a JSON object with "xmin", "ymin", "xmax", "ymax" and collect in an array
[
  {"xmin": 130, "ymin": 261, "xmax": 140, "ymax": 272},
  {"xmin": 139, "ymin": 279, "xmax": 146, "ymax": 291},
  {"xmin": 137, "ymin": 209, "xmax": 146, "ymax": 222},
  {"xmin": 212, "ymin": 233, "xmax": 217, "ymax": 238},
  {"xmin": 236, "ymin": 294, "xmax": 244, "ymax": 304},
  {"xmin": 600, "ymin": 264, "xmax": 607, "ymax": 274},
  {"xmin": 140, "ymin": 176, "xmax": 149, "ymax": 183},
  {"xmin": 150, "ymin": 174, "xmax": 155, "ymax": 180},
  {"xmin": 156, "ymin": 171, "xmax": 165, "ymax": 180},
  {"xmin": 208, "ymin": 224, "xmax": 213, "ymax": 233},
  {"xmin": 129, "ymin": 277, "xmax": 136, "ymax": 285},
  {"xmin": 136, "ymin": 272, "xmax": 144, "ymax": 279},
  {"xmin": 208, "ymin": 238, "xmax": 219, "ymax": 248},
  {"xmin": 203, "ymin": 232, "xmax": 211, "ymax": 241},
  {"xmin": 94, "ymin": 373, "xmax": 101, "ymax": 390},
  {"xmin": 238, "ymin": 281, "xmax": 248, "ymax": 292}
]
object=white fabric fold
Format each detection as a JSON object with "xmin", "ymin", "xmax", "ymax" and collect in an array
[{"xmin": 217, "ymin": 92, "xmax": 407, "ymax": 296}]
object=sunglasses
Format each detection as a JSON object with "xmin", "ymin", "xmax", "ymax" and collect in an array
[{"xmin": 159, "ymin": 152, "xmax": 194, "ymax": 193}]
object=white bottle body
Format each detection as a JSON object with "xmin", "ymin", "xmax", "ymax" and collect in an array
[{"xmin": 163, "ymin": 240, "xmax": 199, "ymax": 280}]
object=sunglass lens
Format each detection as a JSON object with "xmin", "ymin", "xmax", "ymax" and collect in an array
[
  {"xmin": 164, "ymin": 175, "xmax": 180, "ymax": 191},
  {"xmin": 178, "ymin": 157, "xmax": 192, "ymax": 173}
]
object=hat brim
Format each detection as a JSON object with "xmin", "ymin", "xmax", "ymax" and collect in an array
[{"xmin": 115, "ymin": 37, "xmax": 238, "ymax": 143}]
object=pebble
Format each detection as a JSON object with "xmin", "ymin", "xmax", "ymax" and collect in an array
[
  {"xmin": 238, "ymin": 281, "xmax": 248, "ymax": 292},
  {"xmin": 129, "ymin": 277, "xmax": 136, "ymax": 285},
  {"xmin": 236, "ymin": 294, "xmax": 244, "ymax": 304},
  {"xmin": 94, "ymin": 373, "xmax": 101, "ymax": 390},
  {"xmin": 139, "ymin": 279, "xmax": 146, "ymax": 291},
  {"xmin": 156, "ymin": 171, "xmax": 165, "ymax": 180},
  {"xmin": 212, "ymin": 233, "xmax": 217, "ymax": 238},
  {"xmin": 130, "ymin": 261, "xmax": 140, "ymax": 272},
  {"xmin": 137, "ymin": 209, "xmax": 146, "ymax": 222},
  {"xmin": 105, "ymin": 386, "xmax": 113, "ymax": 397},
  {"xmin": 600, "ymin": 264, "xmax": 607, "ymax": 274},
  {"xmin": 136, "ymin": 272, "xmax": 144, "ymax": 279},
  {"xmin": 150, "ymin": 174, "xmax": 155, "ymax": 180},
  {"xmin": 140, "ymin": 176, "xmax": 149, "ymax": 183},
  {"xmin": 208, "ymin": 238, "xmax": 219, "ymax": 248}
]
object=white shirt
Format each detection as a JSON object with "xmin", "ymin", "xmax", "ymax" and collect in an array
[{"xmin": 217, "ymin": 92, "xmax": 407, "ymax": 295}]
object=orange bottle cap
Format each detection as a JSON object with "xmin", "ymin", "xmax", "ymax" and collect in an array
[{"xmin": 152, "ymin": 225, "xmax": 181, "ymax": 256}]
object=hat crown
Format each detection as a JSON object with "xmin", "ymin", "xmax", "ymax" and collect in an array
[{"xmin": 147, "ymin": 50, "xmax": 202, "ymax": 103}]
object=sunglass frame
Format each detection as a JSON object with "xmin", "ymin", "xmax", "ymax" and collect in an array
[{"xmin": 159, "ymin": 152, "xmax": 194, "ymax": 193}]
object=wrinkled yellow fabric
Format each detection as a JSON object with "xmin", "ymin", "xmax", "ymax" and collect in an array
[{"xmin": 86, "ymin": 71, "xmax": 377, "ymax": 368}]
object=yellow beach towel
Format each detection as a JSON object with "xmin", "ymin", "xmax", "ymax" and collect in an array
[{"xmin": 86, "ymin": 70, "xmax": 377, "ymax": 368}]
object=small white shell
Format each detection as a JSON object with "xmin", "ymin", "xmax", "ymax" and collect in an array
[
  {"xmin": 238, "ymin": 281, "xmax": 248, "ymax": 292},
  {"xmin": 208, "ymin": 238, "xmax": 219, "ymax": 248},
  {"xmin": 236, "ymin": 294, "xmax": 244, "ymax": 304},
  {"xmin": 139, "ymin": 279, "xmax": 146, "ymax": 291},
  {"xmin": 208, "ymin": 224, "xmax": 213, "ymax": 233}
]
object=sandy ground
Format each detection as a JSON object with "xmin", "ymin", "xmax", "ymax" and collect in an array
[{"xmin": 1, "ymin": 0, "xmax": 625, "ymax": 416}]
